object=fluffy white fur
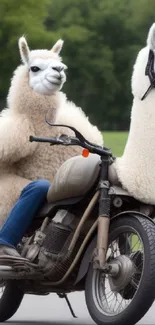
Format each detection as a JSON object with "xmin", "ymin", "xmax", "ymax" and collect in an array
[
  {"xmin": 114, "ymin": 23, "xmax": 155, "ymax": 204},
  {"xmin": 0, "ymin": 37, "xmax": 103, "ymax": 226}
]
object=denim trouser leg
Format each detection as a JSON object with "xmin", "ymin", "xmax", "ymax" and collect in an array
[{"xmin": 0, "ymin": 179, "xmax": 51, "ymax": 248}]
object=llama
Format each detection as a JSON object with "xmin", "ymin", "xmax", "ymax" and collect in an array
[
  {"xmin": 0, "ymin": 37, "xmax": 103, "ymax": 226},
  {"xmin": 113, "ymin": 23, "xmax": 155, "ymax": 204}
]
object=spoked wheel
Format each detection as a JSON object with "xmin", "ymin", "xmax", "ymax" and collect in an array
[
  {"xmin": 85, "ymin": 214, "xmax": 155, "ymax": 325},
  {"xmin": 0, "ymin": 280, "xmax": 24, "ymax": 322}
]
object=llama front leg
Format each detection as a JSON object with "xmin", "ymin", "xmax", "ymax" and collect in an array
[{"xmin": 0, "ymin": 113, "xmax": 36, "ymax": 164}]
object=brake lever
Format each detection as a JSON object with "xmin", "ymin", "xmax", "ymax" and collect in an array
[{"xmin": 45, "ymin": 119, "xmax": 91, "ymax": 145}]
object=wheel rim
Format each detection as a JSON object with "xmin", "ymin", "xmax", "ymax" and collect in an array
[{"xmin": 92, "ymin": 228, "xmax": 144, "ymax": 316}]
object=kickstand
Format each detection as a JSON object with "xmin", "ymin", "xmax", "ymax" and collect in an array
[{"xmin": 58, "ymin": 293, "xmax": 77, "ymax": 318}]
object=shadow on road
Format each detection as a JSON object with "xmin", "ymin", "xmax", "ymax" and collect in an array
[
  {"xmin": 6, "ymin": 321, "xmax": 93, "ymax": 325},
  {"xmin": 5, "ymin": 319, "xmax": 150, "ymax": 325}
]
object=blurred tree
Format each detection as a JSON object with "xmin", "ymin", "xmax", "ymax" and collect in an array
[
  {"xmin": 46, "ymin": 0, "xmax": 149, "ymax": 130},
  {"xmin": 0, "ymin": 0, "xmax": 51, "ymax": 98}
]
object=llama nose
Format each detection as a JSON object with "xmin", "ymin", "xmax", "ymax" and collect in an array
[{"xmin": 53, "ymin": 66, "xmax": 64, "ymax": 72}]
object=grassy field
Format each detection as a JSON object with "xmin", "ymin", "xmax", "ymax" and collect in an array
[{"xmin": 103, "ymin": 132, "xmax": 128, "ymax": 156}]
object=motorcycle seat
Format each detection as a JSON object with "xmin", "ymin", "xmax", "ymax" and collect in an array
[{"xmin": 47, "ymin": 154, "xmax": 101, "ymax": 203}]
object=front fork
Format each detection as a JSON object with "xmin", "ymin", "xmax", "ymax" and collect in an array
[{"xmin": 93, "ymin": 156, "xmax": 111, "ymax": 269}]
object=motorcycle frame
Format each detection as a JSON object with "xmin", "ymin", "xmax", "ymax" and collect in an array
[
  {"xmin": 36, "ymin": 155, "xmax": 111, "ymax": 288},
  {"xmin": 93, "ymin": 155, "xmax": 111, "ymax": 269},
  {"xmin": 68, "ymin": 155, "xmax": 111, "ymax": 270}
]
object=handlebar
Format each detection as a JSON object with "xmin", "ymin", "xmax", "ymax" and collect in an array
[{"xmin": 29, "ymin": 134, "xmax": 113, "ymax": 157}]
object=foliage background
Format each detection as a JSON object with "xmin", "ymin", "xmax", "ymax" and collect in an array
[{"xmin": 0, "ymin": 0, "xmax": 154, "ymax": 130}]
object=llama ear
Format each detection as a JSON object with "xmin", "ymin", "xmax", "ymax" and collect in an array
[
  {"xmin": 18, "ymin": 36, "xmax": 30, "ymax": 64},
  {"xmin": 51, "ymin": 39, "xmax": 64, "ymax": 54},
  {"xmin": 147, "ymin": 23, "xmax": 155, "ymax": 49}
]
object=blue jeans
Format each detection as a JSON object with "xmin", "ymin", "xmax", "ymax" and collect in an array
[{"xmin": 0, "ymin": 179, "xmax": 51, "ymax": 248}]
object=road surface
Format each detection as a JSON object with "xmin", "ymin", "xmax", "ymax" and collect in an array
[{"xmin": 3, "ymin": 292, "xmax": 155, "ymax": 325}]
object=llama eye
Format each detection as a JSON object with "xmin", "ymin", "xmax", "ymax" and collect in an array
[{"xmin": 30, "ymin": 66, "xmax": 40, "ymax": 72}]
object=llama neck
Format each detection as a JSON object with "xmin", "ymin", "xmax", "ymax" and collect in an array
[
  {"xmin": 7, "ymin": 65, "xmax": 62, "ymax": 123},
  {"xmin": 123, "ymin": 93, "xmax": 155, "ymax": 156}
]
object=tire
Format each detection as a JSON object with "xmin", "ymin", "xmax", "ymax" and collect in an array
[
  {"xmin": 0, "ymin": 281, "xmax": 24, "ymax": 322},
  {"xmin": 85, "ymin": 214, "xmax": 155, "ymax": 325}
]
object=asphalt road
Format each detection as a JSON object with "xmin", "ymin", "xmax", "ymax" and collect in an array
[{"xmin": 2, "ymin": 292, "xmax": 155, "ymax": 325}]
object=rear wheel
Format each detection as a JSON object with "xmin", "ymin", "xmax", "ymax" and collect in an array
[
  {"xmin": 85, "ymin": 214, "xmax": 155, "ymax": 325},
  {"xmin": 0, "ymin": 281, "xmax": 24, "ymax": 322}
]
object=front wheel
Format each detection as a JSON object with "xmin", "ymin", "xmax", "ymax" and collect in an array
[
  {"xmin": 0, "ymin": 281, "xmax": 24, "ymax": 322},
  {"xmin": 85, "ymin": 214, "xmax": 155, "ymax": 325}
]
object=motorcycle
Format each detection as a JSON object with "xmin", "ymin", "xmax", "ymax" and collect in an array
[{"xmin": 0, "ymin": 122, "xmax": 155, "ymax": 325}]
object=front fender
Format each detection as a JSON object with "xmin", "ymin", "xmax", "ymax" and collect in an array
[
  {"xmin": 112, "ymin": 210, "xmax": 155, "ymax": 224},
  {"xmin": 75, "ymin": 211, "xmax": 154, "ymax": 284}
]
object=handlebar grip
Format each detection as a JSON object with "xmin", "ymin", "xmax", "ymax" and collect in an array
[
  {"xmin": 29, "ymin": 136, "xmax": 45, "ymax": 142},
  {"xmin": 29, "ymin": 136, "xmax": 35, "ymax": 142},
  {"xmin": 29, "ymin": 135, "xmax": 64, "ymax": 145},
  {"xmin": 29, "ymin": 136, "xmax": 53, "ymax": 143}
]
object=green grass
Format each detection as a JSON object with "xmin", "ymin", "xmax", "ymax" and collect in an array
[{"xmin": 103, "ymin": 132, "xmax": 128, "ymax": 156}]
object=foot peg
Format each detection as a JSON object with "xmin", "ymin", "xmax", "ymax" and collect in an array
[{"xmin": 0, "ymin": 255, "xmax": 42, "ymax": 279}]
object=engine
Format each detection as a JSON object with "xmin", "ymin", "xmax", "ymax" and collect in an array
[{"xmin": 38, "ymin": 209, "xmax": 92, "ymax": 282}]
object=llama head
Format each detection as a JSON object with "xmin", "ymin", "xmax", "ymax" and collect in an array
[
  {"xmin": 18, "ymin": 37, "xmax": 67, "ymax": 96},
  {"xmin": 132, "ymin": 23, "xmax": 155, "ymax": 100}
]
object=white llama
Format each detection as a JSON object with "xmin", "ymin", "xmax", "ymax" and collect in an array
[
  {"xmin": 113, "ymin": 23, "xmax": 155, "ymax": 204},
  {"xmin": 0, "ymin": 37, "xmax": 103, "ymax": 226}
]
